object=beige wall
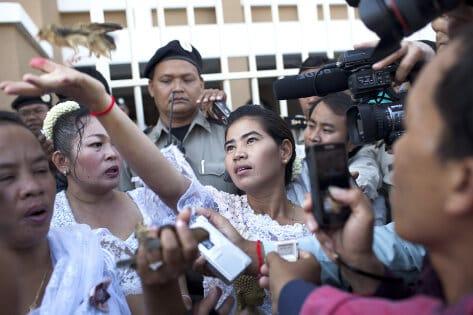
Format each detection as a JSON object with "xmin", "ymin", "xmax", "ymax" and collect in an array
[
  {"xmin": 0, "ymin": 0, "xmax": 59, "ymax": 29},
  {"xmin": 0, "ymin": 0, "xmax": 61, "ymax": 110},
  {"xmin": 0, "ymin": 25, "xmax": 47, "ymax": 110}
]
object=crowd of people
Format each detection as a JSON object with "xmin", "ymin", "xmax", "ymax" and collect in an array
[{"xmin": 0, "ymin": 3, "xmax": 472, "ymax": 314}]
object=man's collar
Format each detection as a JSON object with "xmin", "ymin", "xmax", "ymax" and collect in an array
[{"xmin": 149, "ymin": 109, "xmax": 212, "ymax": 142}]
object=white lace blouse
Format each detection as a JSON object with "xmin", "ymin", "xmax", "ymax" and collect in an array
[
  {"xmin": 200, "ymin": 186, "xmax": 312, "ymax": 315},
  {"xmin": 52, "ymin": 146, "xmax": 312, "ymax": 313},
  {"xmin": 136, "ymin": 146, "xmax": 312, "ymax": 314},
  {"xmin": 51, "ymin": 189, "xmax": 175, "ymax": 296},
  {"xmin": 50, "ymin": 147, "xmax": 187, "ymax": 296}
]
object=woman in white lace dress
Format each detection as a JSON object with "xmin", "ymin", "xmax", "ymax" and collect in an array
[
  {"xmin": 0, "ymin": 111, "xmax": 131, "ymax": 314},
  {"xmin": 44, "ymin": 102, "xmax": 187, "ymax": 310},
  {"xmin": 5, "ymin": 59, "xmax": 313, "ymax": 314}
]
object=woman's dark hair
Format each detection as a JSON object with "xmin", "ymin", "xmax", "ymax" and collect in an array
[
  {"xmin": 435, "ymin": 25, "xmax": 473, "ymax": 160},
  {"xmin": 52, "ymin": 107, "xmax": 90, "ymax": 163},
  {"xmin": 308, "ymin": 92, "xmax": 352, "ymax": 118},
  {"xmin": 225, "ymin": 105, "xmax": 296, "ymax": 185}
]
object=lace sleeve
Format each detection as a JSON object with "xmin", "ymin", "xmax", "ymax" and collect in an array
[
  {"xmin": 130, "ymin": 145, "xmax": 219, "ymax": 226},
  {"xmin": 95, "ymin": 229, "xmax": 143, "ymax": 296}
]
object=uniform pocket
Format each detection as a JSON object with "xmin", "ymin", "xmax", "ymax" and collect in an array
[{"xmin": 197, "ymin": 161, "xmax": 225, "ymax": 176}]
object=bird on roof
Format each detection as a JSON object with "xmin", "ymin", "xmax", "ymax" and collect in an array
[{"xmin": 38, "ymin": 22, "xmax": 122, "ymax": 59}]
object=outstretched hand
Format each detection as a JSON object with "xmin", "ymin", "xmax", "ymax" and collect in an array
[{"xmin": 0, "ymin": 57, "xmax": 110, "ymax": 111}]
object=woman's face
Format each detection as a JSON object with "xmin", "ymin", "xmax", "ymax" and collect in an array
[
  {"xmin": 224, "ymin": 117, "xmax": 290, "ymax": 193},
  {"xmin": 0, "ymin": 124, "xmax": 55, "ymax": 249},
  {"xmin": 69, "ymin": 117, "xmax": 121, "ymax": 192},
  {"xmin": 304, "ymin": 102, "xmax": 348, "ymax": 146}
]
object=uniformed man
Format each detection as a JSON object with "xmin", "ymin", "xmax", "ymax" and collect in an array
[
  {"xmin": 11, "ymin": 94, "xmax": 52, "ymax": 134},
  {"xmin": 134, "ymin": 40, "xmax": 238, "ymax": 194}
]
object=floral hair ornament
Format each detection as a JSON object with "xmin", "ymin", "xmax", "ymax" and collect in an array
[
  {"xmin": 291, "ymin": 156, "xmax": 303, "ymax": 181},
  {"xmin": 42, "ymin": 100, "xmax": 81, "ymax": 141}
]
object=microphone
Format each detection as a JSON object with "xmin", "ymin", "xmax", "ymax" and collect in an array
[
  {"xmin": 273, "ymin": 67, "xmax": 349, "ymax": 100},
  {"xmin": 167, "ymin": 91, "xmax": 175, "ymax": 147},
  {"xmin": 166, "ymin": 91, "xmax": 186, "ymax": 153}
]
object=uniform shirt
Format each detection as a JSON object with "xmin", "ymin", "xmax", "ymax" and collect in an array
[{"xmin": 147, "ymin": 110, "xmax": 238, "ymax": 194}]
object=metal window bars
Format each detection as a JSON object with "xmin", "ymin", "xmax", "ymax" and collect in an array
[{"xmin": 54, "ymin": 0, "xmax": 434, "ymax": 129}]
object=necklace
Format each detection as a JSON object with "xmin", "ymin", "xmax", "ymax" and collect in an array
[{"xmin": 28, "ymin": 267, "xmax": 51, "ymax": 312}]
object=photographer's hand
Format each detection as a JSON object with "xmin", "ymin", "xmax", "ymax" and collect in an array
[
  {"xmin": 258, "ymin": 251, "xmax": 321, "ymax": 314},
  {"xmin": 355, "ymin": 40, "xmax": 435, "ymax": 83},
  {"xmin": 303, "ymin": 189, "xmax": 384, "ymax": 294}
]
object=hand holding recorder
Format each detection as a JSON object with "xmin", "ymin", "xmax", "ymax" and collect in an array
[{"xmin": 303, "ymin": 186, "xmax": 385, "ymax": 294}]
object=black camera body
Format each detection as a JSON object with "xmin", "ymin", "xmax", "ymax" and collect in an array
[
  {"xmin": 299, "ymin": 47, "xmax": 407, "ymax": 146},
  {"xmin": 273, "ymin": 47, "xmax": 406, "ymax": 146},
  {"xmin": 347, "ymin": 96, "xmax": 405, "ymax": 146},
  {"xmin": 336, "ymin": 48, "xmax": 406, "ymax": 146},
  {"xmin": 347, "ymin": 0, "xmax": 467, "ymax": 43}
]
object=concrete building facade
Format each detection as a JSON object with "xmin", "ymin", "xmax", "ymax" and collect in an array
[{"xmin": 0, "ymin": 0, "xmax": 434, "ymax": 128}]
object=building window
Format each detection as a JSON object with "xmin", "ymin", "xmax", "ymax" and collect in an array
[
  {"xmin": 251, "ymin": 6, "xmax": 272, "ymax": 22},
  {"xmin": 195, "ymin": 7, "xmax": 217, "ymax": 24},
  {"xmin": 279, "ymin": 5, "xmax": 298, "ymax": 22},
  {"xmin": 164, "ymin": 8, "xmax": 187, "ymax": 26}
]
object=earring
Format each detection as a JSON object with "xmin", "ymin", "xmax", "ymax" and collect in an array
[{"xmin": 63, "ymin": 169, "xmax": 70, "ymax": 176}]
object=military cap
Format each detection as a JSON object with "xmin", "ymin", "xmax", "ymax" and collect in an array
[
  {"xmin": 11, "ymin": 94, "xmax": 53, "ymax": 111},
  {"xmin": 143, "ymin": 40, "xmax": 203, "ymax": 79}
]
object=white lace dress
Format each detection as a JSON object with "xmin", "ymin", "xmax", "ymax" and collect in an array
[
  {"xmin": 52, "ymin": 146, "xmax": 311, "ymax": 313},
  {"xmin": 51, "ymin": 189, "xmax": 173, "ymax": 295},
  {"xmin": 136, "ymin": 146, "xmax": 312, "ymax": 314},
  {"xmin": 32, "ymin": 224, "xmax": 131, "ymax": 314},
  {"xmin": 50, "ymin": 147, "xmax": 190, "ymax": 296},
  {"xmin": 199, "ymin": 186, "xmax": 312, "ymax": 315}
]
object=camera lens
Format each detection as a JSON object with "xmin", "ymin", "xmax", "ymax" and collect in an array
[
  {"xmin": 357, "ymin": 0, "xmax": 462, "ymax": 40},
  {"xmin": 347, "ymin": 102, "xmax": 405, "ymax": 145}
]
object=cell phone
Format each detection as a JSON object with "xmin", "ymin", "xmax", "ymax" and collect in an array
[
  {"xmin": 212, "ymin": 101, "xmax": 231, "ymax": 125},
  {"xmin": 306, "ymin": 143, "xmax": 351, "ymax": 229},
  {"xmin": 190, "ymin": 216, "xmax": 251, "ymax": 284}
]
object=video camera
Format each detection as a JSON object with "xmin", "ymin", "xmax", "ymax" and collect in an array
[
  {"xmin": 274, "ymin": 0, "xmax": 471, "ymax": 146},
  {"xmin": 347, "ymin": 0, "xmax": 471, "ymax": 43},
  {"xmin": 274, "ymin": 47, "xmax": 408, "ymax": 146}
]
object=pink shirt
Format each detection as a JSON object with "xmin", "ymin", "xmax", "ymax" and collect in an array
[{"xmin": 301, "ymin": 286, "xmax": 473, "ymax": 315}]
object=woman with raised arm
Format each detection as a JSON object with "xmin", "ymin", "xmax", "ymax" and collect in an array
[
  {"xmin": 0, "ymin": 111, "xmax": 131, "ymax": 314},
  {"xmin": 1, "ymin": 58, "xmax": 317, "ymax": 314}
]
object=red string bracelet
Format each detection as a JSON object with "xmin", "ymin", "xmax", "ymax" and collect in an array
[
  {"xmin": 91, "ymin": 96, "xmax": 115, "ymax": 117},
  {"xmin": 256, "ymin": 240, "xmax": 263, "ymax": 275}
]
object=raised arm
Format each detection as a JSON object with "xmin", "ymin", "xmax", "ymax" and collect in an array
[{"xmin": 0, "ymin": 58, "xmax": 189, "ymax": 209}]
